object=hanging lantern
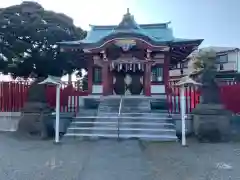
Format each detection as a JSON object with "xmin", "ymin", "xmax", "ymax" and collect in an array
[
  {"xmin": 124, "ymin": 74, "xmax": 132, "ymax": 85},
  {"xmin": 140, "ymin": 76, "xmax": 143, "ymax": 84},
  {"xmin": 113, "ymin": 77, "xmax": 116, "ymax": 84},
  {"xmin": 117, "ymin": 64, "xmax": 120, "ymax": 71}
]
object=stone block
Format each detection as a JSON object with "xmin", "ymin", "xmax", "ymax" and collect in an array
[
  {"xmin": 150, "ymin": 98, "xmax": 168, "ymax": 110},
  {"xmin": 17, "ymin": 102, "xmax": 54, "ymax": 139},
  {"xmin": 0, "ymin": 112, "xmax": 21, "ymax": 132},
  {"xmin": 84, "ymin": 98, "xmax": 100, "ymax": 109},
  {"xmin": 174, "ymin": 115, "xmax": 193, "ymax": 136},
  {"xmin": 192, "ymin": 104, "xmax": 231, "ymax": 142}
]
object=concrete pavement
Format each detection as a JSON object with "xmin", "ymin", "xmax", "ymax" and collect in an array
[{"xmin": 0, "ymin": 133, "xmax": 240, "ymax": 180}]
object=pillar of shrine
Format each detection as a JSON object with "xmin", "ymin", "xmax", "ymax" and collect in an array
[
  {"xmin": 144, "ymin": 63, "xmax": 151, "ymax": 96},
  {"xmin": 87, "ymin": 60, "xmax": 93, "ymax": 94},
  {"xmin": 102, "ymin": 61, "xmax": 109, "ymax": 96}
]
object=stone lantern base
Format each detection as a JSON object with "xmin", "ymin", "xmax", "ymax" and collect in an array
[
  {"xmin": 17, "ymin": 102, "xmax": 54, "ymax": 139},
  {"xmin": 192, "ymin": 104, "xmax": 232, "ymax": 142}
]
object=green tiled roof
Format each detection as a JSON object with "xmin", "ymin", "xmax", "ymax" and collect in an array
[
  {"xmin": 58, "ymin": 9, "xmax": 203, "ymax": 66},
  {"xmin": 58, "ymin": 10, "xmax": 202, "ymax": 48},
  {"xmin": 58, "ymin": 23, "xmax": 174, "ymax": 46},
  {"xmin": 77, "ymin": 9, "xmax": 174, "ymax": 43},
  {"xmin": 66, "ymin": 23, "xmax": 174, "ymax": 44}
]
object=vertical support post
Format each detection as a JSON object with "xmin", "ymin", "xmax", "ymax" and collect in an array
[
  {"xmin": 68, "ymin": 73, "xmax": 72, "ymax": 85},
  {"xmin": 102, "ymin": 62, "xmax": 109, "ymax": 96},
  {"xmin": 108, "ymin": 70, "xmax": 113, "ymax": 95},
  {"xmin": 144, "ymin": 63, "xmax": 151, "ymax": 96},
  {"xmin": 180, "ymin": 86, "xmax": 186, "ymax": 146},
  {"xmin": 88, "ymin": 60, "xmax": 93, "ymax": 94},
  {"xmin": 164, "ymin": 53, "xmax": 170, "ymax": 93},
  {"xmin": 163, "ymin": 53, "xmax": 170, "ymax": 114},
  {"xmin": 55, "ymin": 84, "xmax": 60, "ymax": 143}
]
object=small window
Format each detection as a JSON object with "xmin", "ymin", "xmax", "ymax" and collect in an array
[
  {"xmin": 93, "ymin": 67, "xmax": 102, "ymax": 83},
  {"xmin": 220, "ymin": 63, "xmax": 224, "ymax": 70},
  {"xmin": 151, "ymin": 66, "xmax": 163, "ymax": 82},
  {"xmin": 177, "ymin": 63, "xmax": 181, "ymax": 69},
  {"xmin": 183, "ymin": 61, "xmax": 188, "ymax": 68},
  {"xmin": 216, "ymin": 54, "xmax": 228, "ymax": 64},
  {"xmin": 175, "ymin": 62, "xmax": 188, "ymax": 69}
]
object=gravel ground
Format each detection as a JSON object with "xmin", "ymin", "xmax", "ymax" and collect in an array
[{"xmin": 0, "ymin": 133, "xmax": 240, "ymax": 180}]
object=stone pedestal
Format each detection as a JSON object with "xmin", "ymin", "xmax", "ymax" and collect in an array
[
  {"xmin": 192, "ymin": 104, "xmax": 232, "ymax": 142},
  {"xmin": 17, "ymin": 102, "xmax": 54, "ymax": 139}
]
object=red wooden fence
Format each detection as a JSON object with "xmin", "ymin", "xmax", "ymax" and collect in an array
[
  {"xmin": 168, "ymin": 80, "xmax": 240, "ymax": 114},
  {"xmin": 0, "ymin": 81, "xmax": 88, "ymax": 112},
  {"xmin": 168, "ymin": 81, "xmax": 201, "ymax": 114},
  {"xmin": 220, "ymin": 84, "xmax": 240, "ymax": 114},
  {"xmin": 1, "ymin": 81, "xmax": 240, "ymax": 114},
  {"xmin": 0, "ymin": 81, "xmax": 30, "ymax": 112},
  {"xmin": 46, "ymin": 85, "xmax": 88, "ymax": 112}
]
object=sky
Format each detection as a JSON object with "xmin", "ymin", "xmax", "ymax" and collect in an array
[
  {"xmin": 0, "ymin": 0, "xmax": 240, "ymax": 48},
  {"xmin": 1, "ymin": 0, "xmax": 240, "ymax": 81}
]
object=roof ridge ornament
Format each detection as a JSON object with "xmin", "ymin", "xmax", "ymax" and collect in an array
[
  {"xmin": 127, "ymin": 8, "xmax": 130, "ymax": 15},
  {"xmin": 114, "ymin": 8, "xmax": 140, "ymax": 30}
]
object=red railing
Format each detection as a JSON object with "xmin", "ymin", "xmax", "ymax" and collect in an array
[
  {"xmin": 46, "ymin": 85, "xmax": 88, "ymax": 113},
  {"xmin": 0, "ymin": 81, "xmax": 30, "ymax": 112},
  {"xmin": 0, "ymin": 81, "xmax": 88, "ymax": 112},
  {"xmin": 168, "ymin": 80, "xmax": 240, "ymax": 114},
  {"xmin": 1, "ymin": 80, "xmax": 240, "ymax": 114},
  {"xmin": 168, "ymin": 80, "xmax": 201, "ymax": 114},
  {"xmin": 220, "ymin": 83, "xmax": 240, "ymax": 114}
]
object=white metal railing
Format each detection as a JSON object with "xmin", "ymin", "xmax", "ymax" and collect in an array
[
  {"xmin": 96, "ymin": 96, "xmax": 104, "ymax": 115},
  {"xmin": 117, "ymin": 96, "xmax": 123, "ymax": 139},
  {"xmin": 118, "ymin": 96, "xmax": 123, "ymax": 116}
]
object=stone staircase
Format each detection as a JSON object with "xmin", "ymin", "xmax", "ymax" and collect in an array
[
  {"xmin": 64, "ymin": 97, "xmax": 177, "ymax": 141},
  {"xmin": 65, "ymin": 98, "xmax": 120, "ymax": 138}
]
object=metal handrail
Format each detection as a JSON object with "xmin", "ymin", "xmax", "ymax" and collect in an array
[
  {"xmin": 97, "ymin": 96, "xmax": 103, "ymax": 115},
  {"xmin": 117, "ymin": 96, "xmax": 123, "ymax": 139}
]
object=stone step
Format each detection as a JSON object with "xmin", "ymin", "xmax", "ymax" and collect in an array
[
  {"xmin": 64, "ymin": 97, "xmax": 177, "ymax": 141},
  {"xmin": 65, "ymin": 133, "xmax": 177, "ymax": 141},
  {"xmin": 95, "ymin": 114, "xmax": 171, "ymax": 119},
  {"xmin": 66, "ymin": 127, "xmax": 176, "ymax": 136},
  {"xmin": 95, "ymin": 112, "xmax": 169, "ymax": 115},
  {"xmin": 71, "ymin": 121, "xmax": 175, "ymax": 128},
  {"xmin": 68, "ymin": 127, "xmax": 176, "ymax": 132},
  {"xmin": 67, "ymin": 129, "xmax": 176, "ymax": 137},
  {"xmin": 98, "ymin": 108, "xmax": 119, "ymax": 111},
  {"xmin": 67, "ymin": 118, "xmax": 176, "ymax": 140},
  {"xmin": 74, "ymin": 116, "xmax": 172, "ymax": 122},
  {"xmin": 99, "ymin": 103, "xmax": 120, "ymax": 106},
  {"xmin": 65, "ymin": 126, "xmax": 177, "ymax": 141}
]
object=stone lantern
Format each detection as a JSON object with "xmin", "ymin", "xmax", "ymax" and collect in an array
[
  {"xmin": 39, "ymin": 75, "xmax": 66, "ymax": 143},
  {"xmin": 175, "ymin": 76, "xmax": 201, "ymax": 146}
]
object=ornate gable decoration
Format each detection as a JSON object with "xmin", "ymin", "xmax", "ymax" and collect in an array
[
  {"xmin": 114, "ymin": 39, "xmax": 136, "ymax": 51},
  {"xmin": 114, "ymin": 54, "xmax": 144, "ymax": 64}
]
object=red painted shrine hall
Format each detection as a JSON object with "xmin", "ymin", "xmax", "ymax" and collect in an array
[{"xmin": 58, "ymin": 9, "xmax": 203, "ymax": 96}]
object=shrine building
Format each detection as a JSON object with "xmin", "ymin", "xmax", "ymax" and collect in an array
[{"xmin": 58, "ymin": 9, "xmax": 203, "ymax": 97}]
